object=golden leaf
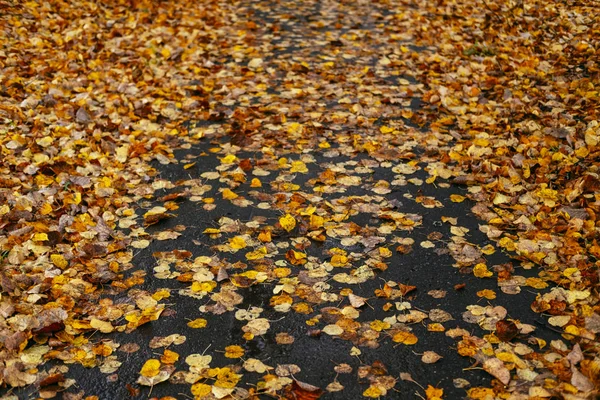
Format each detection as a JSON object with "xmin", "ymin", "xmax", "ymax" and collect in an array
[
  {"xmin": 191, "ymin": 382, "xmax": 212, "ymax": 397},
  {"xmin": 140, "ymin": 359, "xmax": 161, "ymax": 378},
  {"xmin": 392, "ymin": 331, "xmax": 418, "ymax": 345},
  {"xmin": 473, "ymin": 263, "xmax": 493, "ymax": 278},
  {"xmin": 224, "ymin": 345, "xmax": 245, "ymax": 359},
  {"xmin": 229, "ymin": 236, "xmax": 247, "ymax": 249},
  {"xmin": 476, "ymin": 289, "xmax": 496, "ymax": 300},
  {"xmin": 425, "ymin": 385, "xmax": 444, "ymax": 399},
  {"xmin": 161, "ymin": 349, "xmax": 179, "ymax": 364},
  {"xmin": 50, "ymin": 254, "xmax": 68, "ymax": 269},
  {"xmin": 187, "ymin": 318, "xmax": 208, "ymax": 329},
  {"xmin": 222, "ymin": 188, "xmax": 239, "ymax": 200},
  {"xmin": 90, "ymin": 318, "xmax": 114, "ymax": 333},
  {"xmin": 214, "ymin": 367, "xmax": 241, "ymax": 389},
  {"xmin": 363, "ymin": 385, "xmax": 384, "ymax": 398},
  {"xmin": 279, "ymin": 214, "xmax": 296, "ymax": 232}
]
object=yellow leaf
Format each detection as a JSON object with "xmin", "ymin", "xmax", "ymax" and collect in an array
[
  {"xmin": 392, "ymin": 331, "xmax": 418, "ymax": 345},
  {"xmin": 427, "ymin": 323, "xmax": 445, "ymax": 332},
  {"xmin": 222, "ymin": 188, "xmax": 238, "ymax": 200},
  {"xmin": 36, "ymin": 136, "xmax": 53, "ymax": 147},
  {"xmin": 287, "ymin": 122, "xmax": 303, "ymax": 135},
  {"xmin": 441, "ymin": 216, "xmax": 457, "ymax": 225},
  {"xmin": 144, "ymin": 206, "xmax": 167, "ymax": 217},
  {"xmin": 229, "ymin": 236, "xmax": 247, "ymax": 249},
  {"xmin": 493, "ymin": 193, "xmax": 511, "ymax": 205},
  {"xmin": 480, "ymin": 244, "xmax": 496, "ymax": 255},
  {"xmin": 214, "ymin": 367, "xmax": 240, "ymax": 389},
  {"xmin": 476, "ymin": 289, "xmax": 496, "ymax": 300},
  {"xmin": 380, "ymin": 126, "xmax": 395, "ymax": 134},
  {"xmin": 425, "ymin": 385, "xmax": 444, "ymax": 399},
  {"xmin": 70, "ymin": 320, "xmax": 92, "ymax": 330},
  {"xmin": 50, "ymin": 254, "xmax": 68, "ymax": 269},
  {"xmin": 39, "ymin": 202, "xmax": 53, "ymax": 215},
  {"xmin": 92, "ymin": 343, "xmax": 113, "ymax": 357},
  {"xmin": 220, "ymin": 154, "xmax": 238, "ymax": 164},
  {"xmin": 363, "ymin": 385, "xmax": 383, "ymax": 398},
  {"xmin": 525, "ymin": 277, "xmax": 548, "ymax": 289},
  {"xmin": 287, "ymin": 249, "xmax": 307, "ymax": 265},
  {"xmin": 290, "ymin": 160, "xmax": 308, "ymax": 173},
  {"xmin": 152, "ymin": 289, "xmax": 171, "ymax": 301},
  {"xmin": 191, "ymin": 382, "xmax": 212, "ymax": 397},
  {"xmin": 310, "ymin": 214, "xmax": 324, "ymax": 229},
  {"xmin": 161, "ymin": 349, "xmax": 179, "ymax": 364},
  {"xmin": 140, "ymin": 359, "xmax": 161, "ymax": 377},
  {"xmin": 191, "ymin": 281, "xmax": 216, "ymax": 293},
  {"xmin": 273, "ymin": 267, "xmax": 291, "ymax": 278},
  {"xmin": 279, "ymin": 214, "xmax": 296, "ymax": 232},
  {"xmin": 187, "ymin": 318, "xmax": 208, "ymax": 329},
  {"xmin": 90, "ymin": 318, "xmax": 114, "ymax": 333},
  {"xmin": 350, "ymin": 346, "xmax": 362, "ymax": 356},
  {"xmin": 186, "ymin": 354, "xmax": 212, "ymax": 370},
  {"xmin": 473, "ymin": 263, "xmax": 493, "ymax": 278},
  {"xmin": 224, "ymin": 345, "xmax": 245, "ymax": 359},
  {"xmin": 467, "ymin": 387, "xmax": 495, "ymax": 399},
  {"xmin": 245, "ymin": 246, "xmax": 267, "ymax": 260},
  {"xmin": 370, "ymin": 320, "xmax": 391, "ymax": 332},
  {"xmin": 498, "ymin": 237, "xmax": 516, "ymax": 251},
  {"xmin": 35, "ymin": 174, "xmax": 54, "ymax": 188},
  {"xmin": 160, "ymin": 47, "xmax": 171, "ymax": 58},
  {"xmin": 258, "ymin": 230, "xmax": 271, "ymax": 242},
  {"xmin": 379, "ymin": 247, "xmax": 392, "ymax": 258},
  {"xmin": 33, "ymin": 233, "xmax": 48, "ymax": 242},
  {"xmin": 564, "ymin": 324, "xmax": 580, "ymax": 337},
  {"xmin": 250, "ymin": 178, "xmax": 262, "ymax": 187},
  {"xmin": 450, "ymin": 194, "xmax": 465, "ymax": 203},
  {"xmin": 330, "ymin": 254, "xmax": 348, "ymax": 267}
]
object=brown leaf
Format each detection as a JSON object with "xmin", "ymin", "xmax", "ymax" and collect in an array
[
  {"xmin": 39, "ymin": 373, "xmax": 66, "ymax": 387},
  {"xmin": 285, "ymin": 380, "xmax": 324, "ymax": 400},
  {"xmin": 483, "ymin": 358, "xmax": 510, "ymax": 385},
  {"xmin": 495, "ymin": 320, "xmax": 519, "ymax": 342}
]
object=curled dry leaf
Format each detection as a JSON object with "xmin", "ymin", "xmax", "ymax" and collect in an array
[
  {"xmin": 483, "ymin": 358, "xmax": 510, "ymax": 386},
  {"xmin": 421, "ymin": 351, "xmax": 443, "ymax": 364}
]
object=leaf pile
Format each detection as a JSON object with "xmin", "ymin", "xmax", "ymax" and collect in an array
[{"xmin": 0, "ymin": 0, "xmax": 599, "ymax": 399}]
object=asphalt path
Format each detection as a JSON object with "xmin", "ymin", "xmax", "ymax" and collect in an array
[{"xmin": 12, "ymin": 138, "xmax": 558, "ymax": 400}]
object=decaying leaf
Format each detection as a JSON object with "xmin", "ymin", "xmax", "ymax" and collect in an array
[
  {"xmin": 421, "ymin": 351, "xmax": 443, "ymax": 364},
  {"xmin": 483, "ymin": 358, "xmax": 510, "ymax": 385}
]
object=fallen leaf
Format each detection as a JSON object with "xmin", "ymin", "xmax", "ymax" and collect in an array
[
  {"xmin": 421, "ymin": 351, "xmax": 443, "ymax": 364},
  {"xmin": 140, "ymin": 359, "xmax": 161, "ymax": 378},
  {"xmin": 483, "ymin": 358, "xmax": 510, "ymax": 385}
]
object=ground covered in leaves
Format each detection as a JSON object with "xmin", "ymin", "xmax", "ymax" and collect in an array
[{"xmin": 1, "ymin": 0, "xmax": 599, "ymax": 398}]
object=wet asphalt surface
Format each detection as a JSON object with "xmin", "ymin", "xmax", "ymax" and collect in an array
[{"xmin": 5, "ymin": 138, "xmax": 559, "ymax": 400}]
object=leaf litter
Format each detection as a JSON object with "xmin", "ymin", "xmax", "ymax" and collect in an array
[{"xmin": 0, "ymin": 0, "xmax": 599, "ymax": 399}]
